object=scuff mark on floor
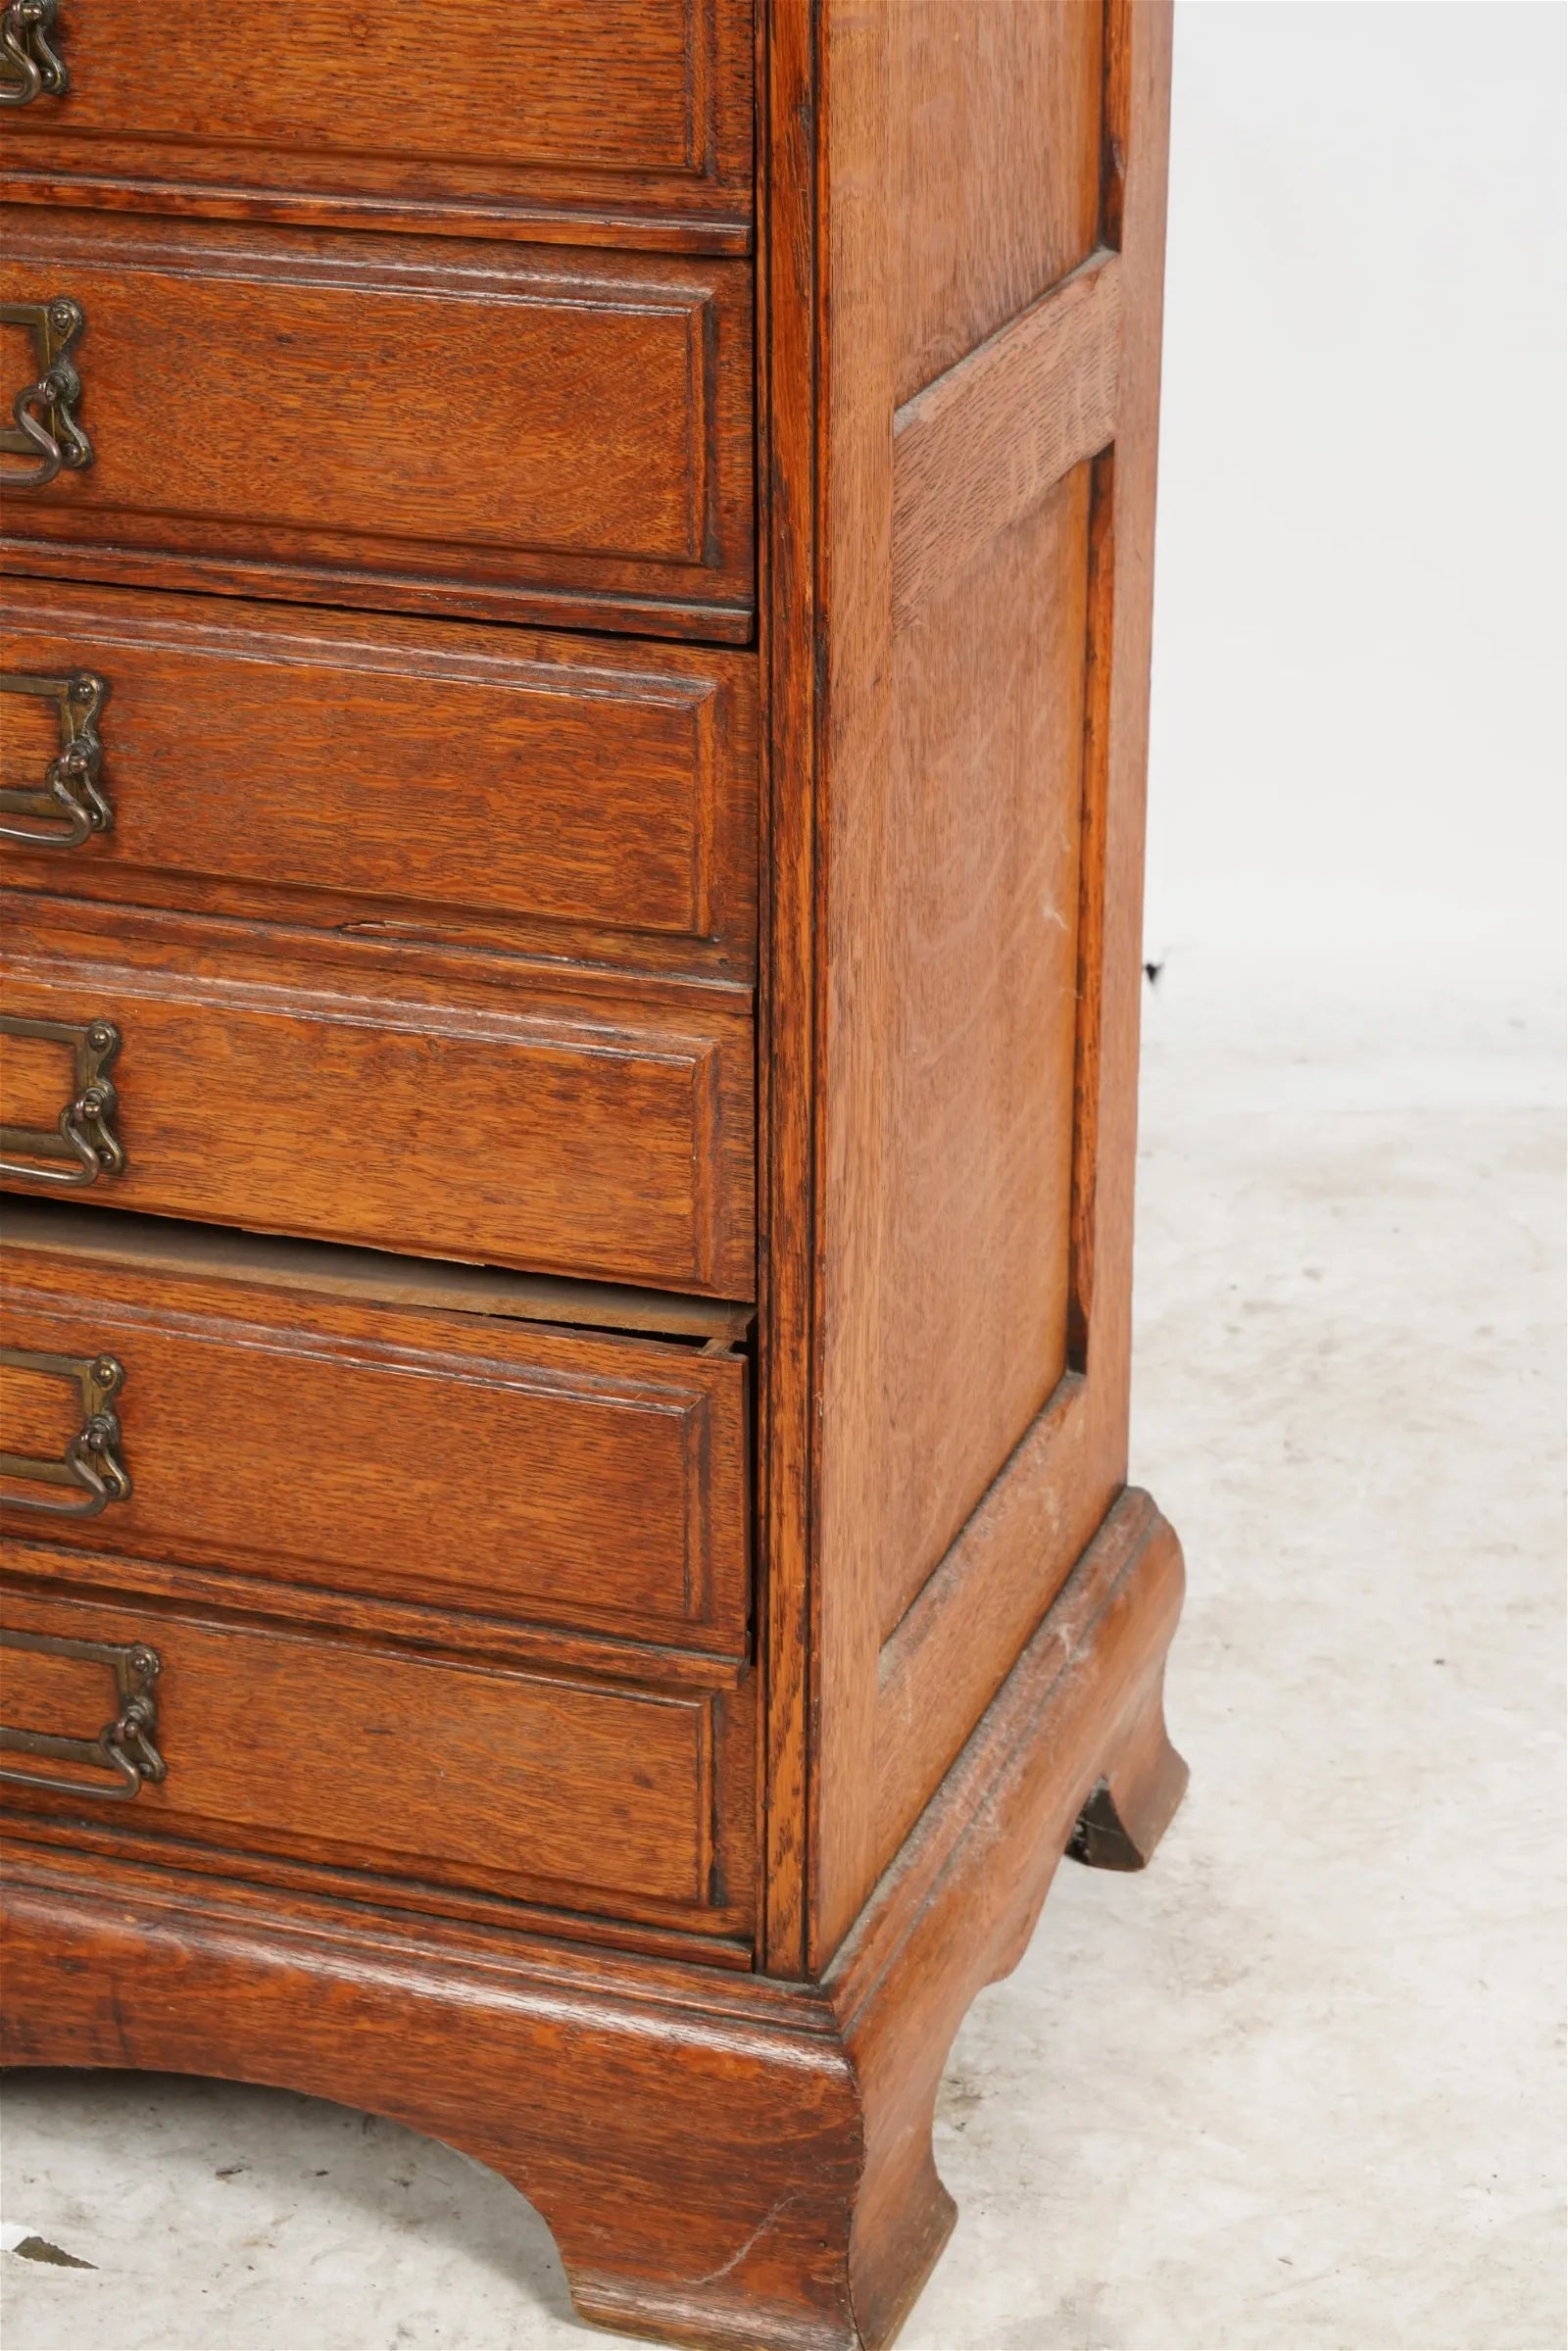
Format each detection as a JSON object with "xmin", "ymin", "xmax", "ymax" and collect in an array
[{"xmin": 7, "ymin": 2234, "xmax": 97, "ymax": 2270}]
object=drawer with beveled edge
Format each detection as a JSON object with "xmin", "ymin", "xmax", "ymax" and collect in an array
[
  {"xmin": 0, "ymin": 1583, "xmax": 757, "ymax": 1945},
  {"xmin": 0, "ymin": 209, "xmax": 754, "ymax": 640},
  {"xmin": 0, "ymin": 1199, "xmax": 752, "ymax": 1659},
  {"xmin": 0, "ymin": 1202, "xmax": 757, "ymax": 1945},
  {"xmin": 0, "ymin": 0, "xmax": 754, "ymax": 250},
  {"xmin": 0, "ymin": 580, "xmax": 758, "ymax": 976},
  {"xmin": 0, "ymin": 894, "xmax": 755, "ymax": 1297}
]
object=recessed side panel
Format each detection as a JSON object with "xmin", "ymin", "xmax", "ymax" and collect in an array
[
  {"xmin": 888, "ymin": 0, "xmax": 1104, "ymax": 402},
  {"xmin": 873, "ymin": 464, "xmax": 1093, "ymax": 1640}
]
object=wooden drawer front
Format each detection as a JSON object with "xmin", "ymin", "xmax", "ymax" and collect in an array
[
  {"xmin": 0, "ymin": 902, "xmax": 755, "ymax": 1296},
  {"xmin": 0, "ymin": 1587, "xmax": 755, "ymax": 1926},
  {"xmin": 0, "ymin": 213, "xmax": 754, "ymax": 640},
  {"xmin": 0, "ymin": 583, "xmax": 758, "ymax": 970},
  {"xmin": 0, "ymin": 1210, "xmax": 750, "ymax": 1655},
  {"xmin": 0, "ymin": 0, "xmax": 753, "ymax": 248}
]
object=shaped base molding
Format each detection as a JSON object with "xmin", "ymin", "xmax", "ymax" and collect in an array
[{"xmin": 1, "ymin": 1487, "xmax": 1186, "ymax": 2351}]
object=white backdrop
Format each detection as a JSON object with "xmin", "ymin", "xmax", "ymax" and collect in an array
[{"xmin": 1147, "ymin": 1, "xmax": 1565, "ymax": 1017}]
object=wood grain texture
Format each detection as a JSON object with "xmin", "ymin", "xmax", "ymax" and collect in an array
[
  {"xmin": 0, "ymin": 582, "xmax": 759, "ymax": 975},
  {"xmin": 1, "ymin": 1488, "xmax": 1186, "ymax": 2351},
  {"xmin": 806, "ymin": 0, "xmax": 898, "ymax": 1975},
  {"xmin": 873, "ymin": 1373, "xmax": 1091, "ymax": 1858},
  {"xmin": 754, "ymin": 0, "xmax": 821, "ymax": 1975},
  {"xmin": 891, "ymin": 248, "xmax": 1122, "ymax": 628},
  {"xmin": 0, "ymin": 1582, "xmax": 754, "ymax": 1927},
  {"xmin": 0, "ymin": 1201, "xmax": 750, "ymax": 1656},
  {"xmin": 805, "ymin": 0, "xmax": 1103, "ymax": 1958},
  {"xmin": 0, "ymin": 896, "xmax": 755, "ymax": 1296},
  {"xmin": 1067, "ymin": 446, "xmax": 1118, "ymax": 1366},
  {"xmin": 888, "ymin": 0, "xmax": 1104, "ymax": 403},
  {"xmin": 0, "ymin": 212, "xmax": 754, "ymax": 641},
  {"xmin": 824, "ymin": 1491, "xmax": 1187, "ymax": 2351},
  {"xmin": 872, "ymin": 468, "xmax": 1093, "ymax": 1640},
  {"xmin": 0, "ymin": 0, "xmax": 755, "ymax": 251}
]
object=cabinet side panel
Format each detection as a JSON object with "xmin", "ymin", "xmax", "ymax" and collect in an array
[
  {"xmin": 865, "ymin": 0, "xmax": 1173, "ymax": 1886},
  {"xmin": 761, "ymin": 0, "xmax": 1169, "ymax": 1967},
  {"xmin": 873, "ymin": 465, "xmax": 1092, "ymax": 1639},
  {"xmin": 889, "ymin": 0, "xmax": 1104, "ymax": 402},
  {"xmin": 810, "ymin": 0, "xmax": 1121, "ymax": 1958}
]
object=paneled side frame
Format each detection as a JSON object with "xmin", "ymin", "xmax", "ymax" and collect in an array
[
  {"xmin": 890, "ymin": 247, "xmax": 1123, "ymax": 629},
  {"xmin": 759, "ymin": 0, "xmax": 1175, "ymax": 1973}
]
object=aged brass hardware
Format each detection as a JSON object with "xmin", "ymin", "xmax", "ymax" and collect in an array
[
  {"xmin": 0, "ymin": 669, "xmax": 112, "ymax": 849},
  {"xmin": 0, "ymin": 1629, "xmax": 165, "ymax": 1802},
  {"xmin": 1, "ymin": 296, "xmax": 91, "ymax": 488},
  {"xmin": 0, "ymin": 1344, "xmax": 130, "ymax": 1519},
  {"xmin": 0, "ymin": 1011, "xmax": 124, "ymax": 1187},
  {"xmin": 0, "ymin": 0, "xmax": 67, "ymax": 106}
]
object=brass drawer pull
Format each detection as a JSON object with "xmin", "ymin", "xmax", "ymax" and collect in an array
[
  {"xmin": 0, "ymin": 1345, "xmax": 131, "ymax": 1518},
  {"xmin": 0, "ymin": 669, "xmax": 112, "ymax": 850},
  {"xmin": 0, "ymin": 1630, "xmax": 164, "ymax": 1802},
  {"xmin": 1, "ymin": 297, "xmax": 92, "ymax": 488},
  {"xmin": 0, "ymin": 0, "xmax": 67, "ymax": 106},
  {"xmin": 0, "ymin": 1012, "xmax": 125, "ymax": 1188}
]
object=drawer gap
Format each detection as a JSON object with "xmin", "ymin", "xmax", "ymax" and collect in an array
[{"xmin": 1, "ymin": 1200, "xmax": 753, "ymax": 1350}]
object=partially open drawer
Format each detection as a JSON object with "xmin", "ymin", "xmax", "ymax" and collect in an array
[{"xmin": 0, "ymin": 1202, "xmax": 751, "ymax": 1658}]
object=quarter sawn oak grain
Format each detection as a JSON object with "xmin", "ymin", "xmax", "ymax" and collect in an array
[
  {"xmin": 0, "ymin": 894, "xmax": 755, "ymax": 1295},
  {"xmin": 0, "ymin": 0, "xmax": 755, "ymax": 249},
  {"xmin": 0, "ymin": 5, "xmax": 1189, "ymax": 2345},
  {"xmin": 0, "ymin": 1583, "xmax": 753, "ymax": 1927},
  {"xmin": 1, "ymin": 1200, "xmax": 751, "ymax": 1657},
  {"xmin": 0, "ymin": 582, "xmax": 759, "ymax": 972},
  {"xmin": 0, "ymin": 212, "xmax": 755, "ymax": 640}
]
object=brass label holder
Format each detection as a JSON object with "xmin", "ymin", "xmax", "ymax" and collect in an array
[
  {"xmin": 0, "ymin": 1011, "xmax": 125, "ymax": 1187},
  {"xmin": 0, "ymin": 0, "xmax": 68, "ymax": 106},
  {"xmin": 0, "ymin": 668, "xmax": 112, "ymax": 849},
  {"xmin": 0, "ymin": 1343, "xmax": 132, "ymax": 1519},
  {"xmin": 0, "ymin": 1629, "xmax": 165, "ymax": 1803},
  {"xmin": 1, "ymin": 295, "xmax": 92, "ymax": 487}
]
